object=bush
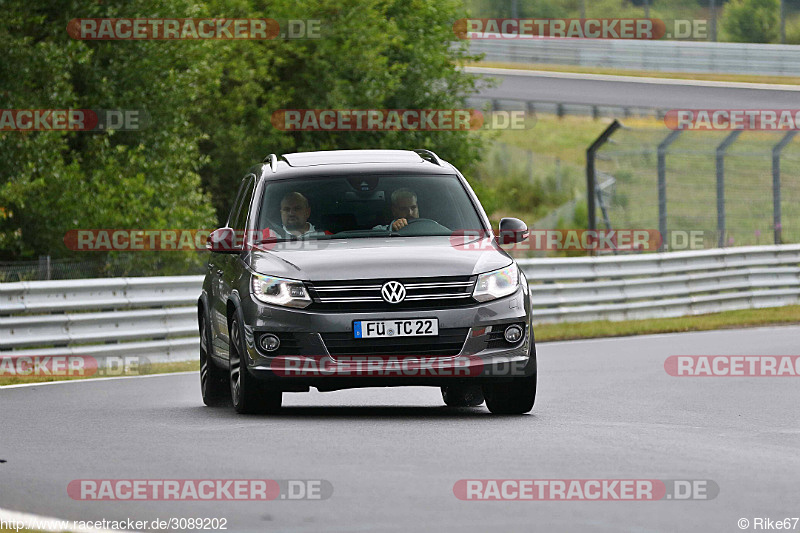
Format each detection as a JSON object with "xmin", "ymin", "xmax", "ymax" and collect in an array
[{"xmin": 721, "ymin": 0, "xmax": 780, "ymax": 43}]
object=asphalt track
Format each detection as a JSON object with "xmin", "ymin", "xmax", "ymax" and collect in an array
[
  {"xmin": 470, "ymin": 67, "xmax": 800, "ymax": 109},
  {"xmin": 2, "ymin": 326, "xmax": 799, "ymax": 532}
]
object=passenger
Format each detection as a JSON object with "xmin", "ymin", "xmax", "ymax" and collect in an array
[{"xmin": 280, "ymin": 192, "xmax": 329, "ymax": 238}]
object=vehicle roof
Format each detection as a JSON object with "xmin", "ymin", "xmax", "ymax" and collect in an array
[{"xmin": 259, "ymin": 149, "xmax": 458, "ymax": 179}]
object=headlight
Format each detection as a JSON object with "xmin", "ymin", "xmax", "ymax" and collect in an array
[
  {"xmin": 251, "ymin": 274, "xmax": 311, "ymax": 308},
  {"xmin": 472, "ymin": 263, "xmax": 519, "ymax": 302}
]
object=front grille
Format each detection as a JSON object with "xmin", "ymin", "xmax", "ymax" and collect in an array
[
  {"xmin": 306, "ymin": 276, "xmax": 477, "ymax": 312},
  {"xmin": 321, "ymin": 328, "xmax": 469, "ymax": 357}
]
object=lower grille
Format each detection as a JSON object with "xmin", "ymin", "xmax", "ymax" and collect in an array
[
  {"xmin": 321, "ymin": 328, "xmax": 469, "ymax": 357},
  {"xmin": 255, "ymin": 332, "xmax": 302, "ymax": 356},
  {"xmin": 486, "ymin": 323, "xmax": 526, "ymax": 350}
]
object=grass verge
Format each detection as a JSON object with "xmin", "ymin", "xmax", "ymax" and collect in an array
[
  {"xmin": 471, "ymin": 61, "xmax": 800, "ymax": 86},
  {"xmin": 534, "ymin": 305, "xmax": 800, "ymax": 342},
  {"xmin": 0, "ymin": 360, "xmax": 198, "ymax": 387}
]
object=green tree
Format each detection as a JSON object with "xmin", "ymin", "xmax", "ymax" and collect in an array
[
  {"xmin": 1, "ymin": 0, "xmax": 487, "ymax": 272},
  {"xmin": 0, "ymin": 0, "xmax": 217, "ymax": 273},
  {"xmin": 721, "ymin": 0, "xmax": 779, "ymax": 43},
  {"xmin": 196, "ymin": 0, "xmax": 486, "ymax": 222}
]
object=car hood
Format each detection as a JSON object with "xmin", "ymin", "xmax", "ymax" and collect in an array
[{"xmin": 246, "ymin": 236, "xmax": 511, "ymax": 281}]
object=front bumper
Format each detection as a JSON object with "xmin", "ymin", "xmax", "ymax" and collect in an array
[{"xmin": 239, "ymin": 286, "xmax": 536, "ymax": 390}]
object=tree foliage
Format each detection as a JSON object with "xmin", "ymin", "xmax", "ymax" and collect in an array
[
  {"xmin": 0, "ymin": 0, "xmax": 484, "ymax": 272},
  {"xmin": 721, "ymin": 0, "xmax": 780, "ymax": 43}
]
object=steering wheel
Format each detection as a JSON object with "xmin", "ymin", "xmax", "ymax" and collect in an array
[{"xmin": 390, "ymin": 217, "xmax": 450, "ymax": 235}]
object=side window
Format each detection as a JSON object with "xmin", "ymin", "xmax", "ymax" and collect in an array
[
  {"xmin": 226, "ymin": 179, "xmax": 248, "ymax": 228},
  {"xmin": 231, "ymin": 175, "xmax": 255, "ymax": 231}
]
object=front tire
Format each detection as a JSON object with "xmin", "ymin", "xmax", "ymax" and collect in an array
[
  {"xmin": 482, "ymin": 373, "xmax": 537, "ymax": 415},
  {"xmin": 229, "ymin": 315, "xmax": 282, "ymax": 414},
  {"xmin": 200, "ymin": 311, "xmax": 229, "ymax": 407}
]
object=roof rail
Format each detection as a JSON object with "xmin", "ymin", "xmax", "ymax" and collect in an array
[
  {"xmin": 263, "ymin": 153, "xmax": 278, "ymax": 173},
  {"xmin": 413, "ymin": 149, "xmax": 442, "ymax": 166}
]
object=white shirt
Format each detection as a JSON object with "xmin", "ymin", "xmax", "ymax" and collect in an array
[{"xmin": 282, "ymin": 222, "xmax": 326, "ymax": 238}]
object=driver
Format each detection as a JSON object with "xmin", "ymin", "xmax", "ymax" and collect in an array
[
  {"xmin": 280, "ymin": 192, "xmax": 329, "ymax": 238},
  {"xmin": 376, "ymin": 188, "xmax": 419, "ymax": 231}
]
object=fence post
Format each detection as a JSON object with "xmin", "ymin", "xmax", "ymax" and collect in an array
[
  {"xmin": 710, "ymin": 0, "xmax": 717, "ymax": 42},
  {"xmin": 772, "ymin": 131, "xmax": 796, "ymax": 245},
  {"xmin": 37, "ymin": 255, "xmax": 51, "ymax": 281},
  {"xmin": 657, "ymin": 130, "xmax": 683, "ymax": 251},
  {"xmin": 715, "ymin": 131, "xmax": 742, "ymax": 248},
  {"xmin": 586, "ymin": 119, "xmax": 622, "ymax": 254}
]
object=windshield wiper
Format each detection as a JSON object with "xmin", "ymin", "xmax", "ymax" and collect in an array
[{"xmin": 253, "ymin": 235, "xmax": 297, "ymax": 244}]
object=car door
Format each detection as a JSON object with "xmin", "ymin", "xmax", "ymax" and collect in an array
[
  {"xmin": 214, "ymin": 174, "xmax": 256, "ymax": 359},
  {"xmin": 209, "ymin": 176, "xmax": 252, "ymax": 357}
]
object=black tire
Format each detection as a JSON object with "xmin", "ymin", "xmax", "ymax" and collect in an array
[
  {"xmin": 441, "ymin": 385, "xmax": 484, "ymax": 407},
  {"xmin": 482, "ymin": 373, "xmax": 537, "ymax": 415},
  {"xmin": 229, "ymin": 315, "xmax": 282, "ymax": 414},
  {"xmin": 200, "ymin": 310, "xmax": 229, "ymax": 407}
]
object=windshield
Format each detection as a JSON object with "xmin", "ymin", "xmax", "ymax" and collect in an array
[{"xmin": 255, "ymin": 174, "xmax": 485, "ymax": 241}]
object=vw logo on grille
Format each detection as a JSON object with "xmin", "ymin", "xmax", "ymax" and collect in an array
[{"xmin": 381, "ymin": 281, "xmax": 406, "ymax": 304}]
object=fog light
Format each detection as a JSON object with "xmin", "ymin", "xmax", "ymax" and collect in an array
[
  {"xmin": 259, "ymin": 334, "xmax": 280, "ymax": 352},
  {"xmin": 504, "ymin": 324, "xmax": 523, "ymax": 343}
]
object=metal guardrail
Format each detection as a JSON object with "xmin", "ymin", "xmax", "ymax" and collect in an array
[
  {"xmin": 1, "ymin": 245, "xmax": 798, "ymax": 361},
  {"xmin": 0, "ymin": 276, "xmax": 203, "ymax": 362},
  {"xmin": 519, "ymin": 245, "xmax": 800, "ymax": 323},
  {"xmin": 465, "ymin": 95, "xmax": 662, "ymax": 119},
  {"xmin": 469, "ymin": 38, "xmax": 800, "ymax": 76}
]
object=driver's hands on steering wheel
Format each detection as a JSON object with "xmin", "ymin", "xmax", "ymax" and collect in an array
[{"xmin": 391, "ymin": 218, "xmax": 410, "ymax": 231}]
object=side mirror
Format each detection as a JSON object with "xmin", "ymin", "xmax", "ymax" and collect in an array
[
  {"xmin": 497, "ymin": 217, "xmax": 529, "ymax": 245},
  {"xmin": 206, "ymin": 227, "xmax": 240, "ymax": 253}
]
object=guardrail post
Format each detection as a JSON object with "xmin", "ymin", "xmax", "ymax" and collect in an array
[
  {"xmin": 715, "ymin": 131, "xmax": 742, "ymax": 247},
  {"xmin": 772, "ymin": 131, "xmax": 796, "ymax": 244},
  {"xmin": 586, "ymin": 120, "xmax": 622, "ymax": 254},
  {"xmin": 657, "ymin": 130, "xmax": 682, "ymax": 251}
]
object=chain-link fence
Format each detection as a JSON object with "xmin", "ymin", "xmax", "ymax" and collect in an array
[
  {"xmin": 592, "ymin": 123, "xmax": 800, "ymax": 250},
  {"xmin": 472, "ymin": 140, "xmax": 583, "ymax": 228}
]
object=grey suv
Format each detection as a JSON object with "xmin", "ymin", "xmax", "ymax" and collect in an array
[{"xmin": 198, "ymin": 149, "xmax": 536, "ymax": 414}]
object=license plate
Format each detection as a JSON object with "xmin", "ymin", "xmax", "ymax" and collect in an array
[{"xmin": 354, "ymin": 319, "xmax": 438, "ymax": 339}]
